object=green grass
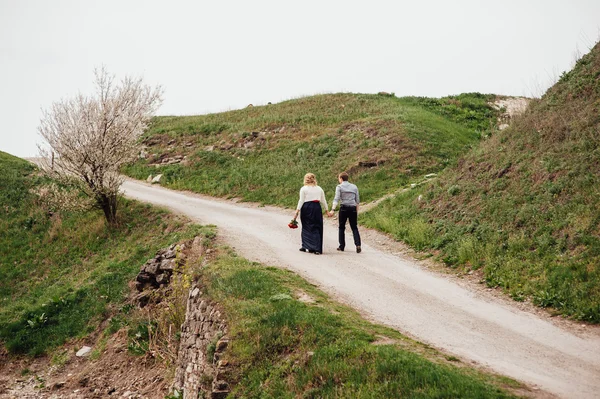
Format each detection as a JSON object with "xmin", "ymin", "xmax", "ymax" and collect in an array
[
  {"xmin": 0, "ymin": 151, "xmax": 209, "ymax": 356},
  {"xmin": 362, "ymin": 43, "xmax": 600, "ymax": 322},
  {"xmin": 0, "ymin": 151, "xmax": 525, "ymax": 396},
  {"xmin": 123, "ymin": 92, "xmax": 499, "ymax": 208},
  {"xmin": 201, "ymin": 250, "xmax": 519, "ymax": 398},
  {"xmin": 398, "ymin": 93, "xmax": 499, "ymax": 134}
]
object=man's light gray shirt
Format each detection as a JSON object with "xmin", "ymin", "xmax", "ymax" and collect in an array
[{"xmin": 332, "ymin": 181, "xmax": 360, "ymax": 209}]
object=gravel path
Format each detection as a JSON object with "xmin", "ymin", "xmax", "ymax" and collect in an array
[{"xmin": 122, "ymin": 179, "xmax": 600, "ymax": 399}]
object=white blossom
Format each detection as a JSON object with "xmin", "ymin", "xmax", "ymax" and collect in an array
[{"xmin": 37, "ymin": 67, "xmax": 163, "ymax": 224}]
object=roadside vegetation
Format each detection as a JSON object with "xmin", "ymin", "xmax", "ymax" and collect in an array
[
  {"xmin": 200, "ymin": 248, "xmax": 519, "ymax": 398},
  {"xmin": 123, "ymin": 92, "xmax": 500, "ymax": 207},
  {"xmin": 363, "ymin": 42, "xmax": 600, "ymax": 322},
  {"xmin": 2, "ymin": 150, "xmax": 523, "ymax": 397},
  {"xmin": 0, "ymin": 151, "xmax": 204, "ymax": 356}
]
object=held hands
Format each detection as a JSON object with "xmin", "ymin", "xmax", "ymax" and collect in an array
[{"xmin": 327, "ymin": 211, "xmax": 334, "ymax": 217}]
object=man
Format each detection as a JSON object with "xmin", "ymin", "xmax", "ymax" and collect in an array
[{"xmin": 329, "ymin": 172, "xmax": 362, "ymax": 253}]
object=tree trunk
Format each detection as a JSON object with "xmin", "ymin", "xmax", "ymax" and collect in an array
[{"xmin": 97, "ymin": 193, "xmax": 118, "ymax": 225}]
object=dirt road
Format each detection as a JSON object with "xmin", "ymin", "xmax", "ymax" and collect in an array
[{"xmin": 122, "ymin": 179, "xmax": 600, "ymax": 399}]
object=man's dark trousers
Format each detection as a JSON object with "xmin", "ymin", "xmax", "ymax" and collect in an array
[{"xmin": 338, "ymin": 205, "xmax": 361, "ymax": 250}]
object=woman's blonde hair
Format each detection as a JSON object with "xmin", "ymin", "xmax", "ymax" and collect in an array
[{"xmin": 304, "ymin": 173, "xmax": 317, "ymax": 186}]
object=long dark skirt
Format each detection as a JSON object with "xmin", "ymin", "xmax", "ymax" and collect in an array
[{"xmin": 300, "ymin": 201, "xmax": 324, "ymax": 253}]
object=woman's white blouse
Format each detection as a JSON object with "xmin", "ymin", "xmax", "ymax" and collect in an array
[{"xmin": 297, "ymin": 185, "xmax": 329, "ymax": 211}]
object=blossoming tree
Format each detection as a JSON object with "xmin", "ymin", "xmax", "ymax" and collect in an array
[{"xmin": 37, "ymin": 68, "xmax": 163, "ymax": 225}]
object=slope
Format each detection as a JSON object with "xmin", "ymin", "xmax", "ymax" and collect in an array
[
  {"xmin": 0, "ymin": 151, "xmax": 204, "ymax": 356},
  {"xmin": 0, "ymin": 153, "xmax": 524, "ymax": 398},
  {"xmin": 123, "ymin": 92, "xmax": 499, "ymax": 207},
  {"xmin": 363, "ymin": 42, "xmax": 600, "ymax": 321}
]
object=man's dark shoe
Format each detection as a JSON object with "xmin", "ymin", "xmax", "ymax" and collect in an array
[
  {"xmin": 356, "ymin": 246, "xmax": 361, "ymax": 253},
  {"xmin": 299, "ymin": 248, "xmax": 307, "ymax": 252},
  {"xmin": 314, "ymin": 251, "xmax": 321, "ymax": 255},
  {"xmin": 337, "ymin": 247, "xmax": 344, "ymax": 252}
]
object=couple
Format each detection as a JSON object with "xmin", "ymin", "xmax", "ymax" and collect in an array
[{"xmin": 292, "ymin": 172, "xmax": 361, "ymax": 255}]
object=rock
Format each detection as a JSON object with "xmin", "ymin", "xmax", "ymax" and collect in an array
[
  {"xmin": 213, "ymin": 380, "xmax": 229, "ymax": 391},
  {"xmin": 136, "ymin": 272, "xmax": 152, "ymax": 283},
  {"xmin": 205, "ymin": 145, "xmax": 215, "ymax": 152},
  {"xmin": 146, "ymin": 175, "xmax": 153, "ymax": 183},
  {"xmin": 164, "ymin": 249, "xmax": 176, "ymax": 259},
  {"xmin": 358, "ymin": 160, "xmax": 378, "ymax": 168},
  {"xmin": 151, "ymin": 174, "xmax": 163, "ymax": 184},
  {"xmin": 144, "ymin": 262, "xmax": 159, "ymax": 275},
  {"xmin": 133, "ymin": 291, "xmax": 151, "ymax": 307},
  {"xmin": 76, "ymin": 346, "xmax": 92, "ymax": 357},
  {"xmin": 160, "ymin": 259, "xmax": 175, "ymax": 272},
  {"xmin": 215, "ymin": 338, "xmax": 229, "ymax": 352},
  {"xmin": 424, "ymin": 173, "xmax": 437, "ymax": 178},
  {"xmin": 139, "ymin": 150, "xmax": 148, "ymax": 159},
  {"xmin": 498, "ymin": 123, "xmax": 509, "ymax": 130},
  {"xmin": 191, "ymin": 287, "xmax": 200, "ymax": 298},
  {"xmin": 211, "ymin": 391, "xmax": 229, "ymax": 399},
  {"xmin": 162, "ymin": 157, "xmax": 182, "ymax": 165},
  {"xmin": 156, "ymin": 273, "xmax": 170, "ymax": 285},
  {"xmin": 192, "ymin": 236, "xmax": 204, "ymax": 253},
  {"xmin": 216, "ymin": 368, "xmax": 228, "ymax": 380},
  {"xmin": 52, "ymin": 381, "xmax": 66, "ymax": 390}
]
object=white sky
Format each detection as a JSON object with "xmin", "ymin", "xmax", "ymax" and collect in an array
[{"xmin": 1, "ymin": 0, "xmax": 599, "ymax": 157}]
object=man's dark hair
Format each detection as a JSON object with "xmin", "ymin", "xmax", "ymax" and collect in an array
[{"xmin": 339, "ymin": 172, "xmax": 349, "ymax": 181}]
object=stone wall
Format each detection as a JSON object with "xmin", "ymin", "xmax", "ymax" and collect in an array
[
  {"xmin": 172, "ymin": 283, "xmax": 230, "ymax": 399},
  {"xmin": 133, "ymin": 238, "xmax": 231, "ymax": 399}
]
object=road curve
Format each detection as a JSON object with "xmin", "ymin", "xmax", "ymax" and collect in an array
[{"xmin": 122, "ymin": 179, "xmax": 600, "ymax": 398}]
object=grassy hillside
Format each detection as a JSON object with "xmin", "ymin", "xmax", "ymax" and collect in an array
[
  {"xmin": 200, "ymin": 248, "xmax": 519, "ymax": 398},
  {"xmin": 1, "ymin": 151, "xmax": 521, "ymax": 397},
  {"xmin": 0, "ymin": 151, "xmax": 205, "ymax": 356},
  {"xmin": 363, "ymin": 43, "xmax": 600, "ymax": 322},
  {"xmin": 123, "ymin": 93, "xmax": 499, "ymax": 207}
]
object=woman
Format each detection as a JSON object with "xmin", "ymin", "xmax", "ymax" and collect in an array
[{"xmin": 293, "ymin": 173, "xmax": 329, "ymax": 255}]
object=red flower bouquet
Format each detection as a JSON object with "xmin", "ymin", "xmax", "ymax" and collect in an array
[{"xmin": 288, "ymin": 219, "xmax": 298, "ymax": 229}]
